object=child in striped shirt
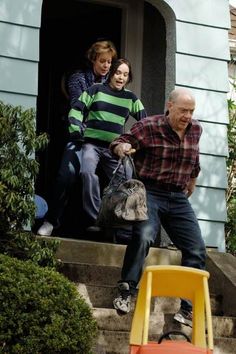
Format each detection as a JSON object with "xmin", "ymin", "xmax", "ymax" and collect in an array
[{"xmin": 68, "ymin": 58, "xmax": 147, "ymax": 229}]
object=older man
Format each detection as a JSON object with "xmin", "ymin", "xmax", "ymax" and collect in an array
[{"xmin": 110, "ymin": 88, "xmax": 206, "ymax": 327}]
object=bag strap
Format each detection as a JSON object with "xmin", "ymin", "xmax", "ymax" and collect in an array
[
  {"xmin": 112, "ymin": 155, "xmax": 137, "ymax": 178},
  {"xmin": 122, "ymin": 155, "xmax": 137, "ymax": 179}
]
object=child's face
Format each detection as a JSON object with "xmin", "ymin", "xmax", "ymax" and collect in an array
[{"xmin": 109, "ymin": 63, "xmax": 129, "ymax": 91}]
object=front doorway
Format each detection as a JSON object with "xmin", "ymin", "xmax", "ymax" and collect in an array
[
  {"xmin": 36, "ymin": 0, "xmax": 168, "ymax": 238},
  {"xmin": 36, "ymin": 0, "xmax": 122, "ymax": 236},
  {"xmin": 36, "ymin": 0, "xmax": 122, "ymax": 195}
]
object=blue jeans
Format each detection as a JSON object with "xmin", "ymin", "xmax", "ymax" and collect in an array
[
  {"xmin": 80, "ymin": 143, "xmax": 131, "ymax": 223},
  {"xmin": 46, "ymin": 141, "xmax": 82, "ymax": 227},
  {"xmin": 121, "ymin": 183, "xmax": 206, "ymax": 310}
]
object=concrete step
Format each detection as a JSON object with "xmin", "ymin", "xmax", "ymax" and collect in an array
[
  {"xmin": 213, "ymin": 337, "xmax": 236, "ymax": 354},
  {"xmin": 40, "ymin": 237, "xmax": 236, "ymax": 354},
  {"xmin": 53, "ymin": 237, "xmax": 181, "ymax": 267},
  {"xmin": 75, "ymin": 280, "xmax": 236, "ymax": 352},
  {"xmin": 60, "ymin": 262, "xmax": 223, "ymax": 315},
  {"xmin": 93, "ymin": 308, "xmax": 191, "ymax": 336},
  {"xmin": 96, "ymin": 329, "xmax": 129, "ymax": 354},
  {"xmin": 60, "ymin": 262, "xmax": 121, "ymax": 286},
  {"xmin": 95, "ymin": 329, "xmax": 236, "ymax": 354},
  {"xmin": 94, "ymin": 328, "xmax": 236, "ymax": 354},
  {"xmin": 75, "ymin": 281, "xmax": 220, "ymax": 315},
  {"xmin": 92, "ymin": 306, "xmax": 236, "ymax": 338},
  {"xmin": 207, "ymin": 251, "xmax": 236, "ymax": 317}
]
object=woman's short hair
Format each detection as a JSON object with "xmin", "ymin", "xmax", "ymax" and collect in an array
[
  {"xmin": 108, "ymin": 58, "xmax": 133, "ymax": 84},
  {"xmin": 87, "ymin": 40, "xmax": 117, "ymax": 63}
]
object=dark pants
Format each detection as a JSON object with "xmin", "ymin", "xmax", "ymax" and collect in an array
[
  {"xmin": 80, "ymin": 143, "xmax": 131, "ymax": 224},
  {"xmin": 121, "ymin": 184, "xmax": 206, "ymax": 311},
  {"xmin": 46, "ymin": 141, "xmax": 82, "ymax": 227}
]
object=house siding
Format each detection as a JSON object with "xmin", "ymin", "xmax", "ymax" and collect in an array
[
  {"xmin": 0, "ymin": 57, "xmax": 38, "ymax": 95},
  {"xmin": 0, "ymin": 22, "xmax": 39, "ymax": 60},
  {"xmin": 164, "ymin": 0, "xmax": 231, "ymax": 28},
  {"xmin": 176, "ymin": 21, "xmax": 230, "ymax": 61},
  {"xmin": 0, "ymin": 0, "xmax": 42, "ymax": 108},
  {"xmin": 0, "ymin": 0, "xmax": 42, "ymax": 27},
  {"xmin": 198, "ymin": 155, "xmax": 228, "ymax": 189},
  {"xmin": 163, "ymin": 0, "xmax": 230, "ymax": 251},
  {"xmin": 176, "ymin": 54, "xmax": 229, "ymax": 91},
  {"xmin": 192, "ymin": 89, "xmax": 229, "ymax": 125}
]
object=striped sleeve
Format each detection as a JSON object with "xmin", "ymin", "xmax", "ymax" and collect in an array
[
  {"xmin": 130, "ymin": 94, "xmax": 147, "ymax": 120},
  {"xmin": 68, "ymin": 89, "xmax": 94, "ymax": 138}
]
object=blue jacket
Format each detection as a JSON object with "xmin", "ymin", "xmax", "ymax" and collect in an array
[{"xmin": 67, "ymin": 69, "xmax": 109, "ymax": 106}]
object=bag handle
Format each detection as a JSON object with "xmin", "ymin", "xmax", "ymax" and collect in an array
[
  {"xmin": 112, "ymin": 155, "xmax": 137, "ymax": 179},
  {"xmin": 122, "ymin": 155, "xmax": 137, "ymax": 179}
]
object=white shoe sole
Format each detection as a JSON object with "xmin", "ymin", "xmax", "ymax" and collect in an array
[
  {"xmin": 37, "ymin": 222, "xmax": 53, "ymax": 236},
  {"xmin": 113, "ymin": 299, "xmax": 131, "ymax": 314}
]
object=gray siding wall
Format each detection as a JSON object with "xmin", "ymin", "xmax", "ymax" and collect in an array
[
  {"xmin": 163, "ymin": 0, "xmax": 230, "ymax": 251},
  {"xmin": 0, "ymin": 0, "xmax": 42, "ymax": 108}
]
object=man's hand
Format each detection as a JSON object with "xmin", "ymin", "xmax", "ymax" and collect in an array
[
  {"xmin": 113, "ymin": 143, "xmax": 135, "ymax": 158},
  {"xmin": 184, "ymin": 178, "xmax": 197, "ymax": 197}
]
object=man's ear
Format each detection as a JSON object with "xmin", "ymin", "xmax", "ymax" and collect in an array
[{"xmin": 166, "ymin": 100, "xmax": 172, "ymax": 111}]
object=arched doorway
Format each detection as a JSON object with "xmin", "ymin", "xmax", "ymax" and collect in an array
[{"xmin": 36, "ymin": 0, "xmax": 172, "ymax": 238}]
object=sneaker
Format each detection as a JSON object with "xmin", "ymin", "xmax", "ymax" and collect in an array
[
  {"xmin": 174, "ymin": 308, "xmax": 193, "ymax": 327},
  {"xmin": 37, "ymin": 221, "xmax": 54, "ymax": 236},
  {"xmin": 113, "ymin": 282, "xmax": 131, "ymax": 314}
]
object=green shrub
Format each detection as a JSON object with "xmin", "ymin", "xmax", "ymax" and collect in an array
[
  {"xmin": 226, "ymin": 198, "xmax": 236, "ymax": 254},
  {"xmin": 0, "ymin": 254, "xmax": 98, "ymax": 354},
  {"xmin": 0, "ymin": 230, "xmax": 61, "ymax": 269},
  {"xmin": 0, "ymin": 101, "xmax": 48, "ymax": 235},
  {"xmin": 226, "ymin": 95, "xmax": 236, "ymax": 255}
]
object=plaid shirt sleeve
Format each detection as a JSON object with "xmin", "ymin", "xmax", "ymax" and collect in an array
[
  {"xmin": 189, "ymin": 122, "xmax": 202, "ymax": 178},
  {"xmin": 110, "ymin": 119, "xmax": 147, "ymax": 150}
]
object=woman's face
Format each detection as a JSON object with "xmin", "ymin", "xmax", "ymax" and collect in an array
[
  {"xmin": 92, "ymin": 52, "xmax": 113, "ymax": 77},
  {"xmin": 109, "ymin": 63, "xmax": 130, "ymax": 91}
]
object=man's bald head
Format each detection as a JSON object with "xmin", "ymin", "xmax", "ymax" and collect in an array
[{"xmin": 169, "ymin": 88, "xmax": 195, "ymax": 104}]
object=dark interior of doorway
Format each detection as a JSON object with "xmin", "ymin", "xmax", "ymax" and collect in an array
[{"xmin": 35, "ymin": 0, "xmax": 122, "ymax": 238}]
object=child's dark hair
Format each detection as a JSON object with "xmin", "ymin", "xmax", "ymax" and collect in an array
[{"xmin": 108, "ymin": 58, "xmax": 133, "ymax": 84}]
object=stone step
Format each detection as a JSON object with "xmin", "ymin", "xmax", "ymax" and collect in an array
[
  {"xmin": 93, "ymin": 308, "xmax": 191, "ymax": 336},
  {"xmin": 75, "ymin": 281, "xmax": 207, "ymax": 314},
  {"xmin": 207, "ymin": 251, "xmax": 236, "ymax": 317},
  {"xmin": 79, "ymin": 284, "xmax": 236, "ymax": 354},
  {"xmin": 43, "ymin": 237, "xmax": 236, "ymax": 354},
  {"xmin": 60, "ymin": 263, "xmax": 223, "ymax": 315},
  {"xmin": 92, "ymin": 307, "xmax": 236, "ymax": 339},
  {"xmin": 60, "ymin": 262, "xmax": 121, "ymax": 285},
  {"xmin": 95, "ymin": 328, "xmax": 236, "ymax": 354},
  {"xmin": 213, "ymin": 316, "xmax": 236, "ymax": 338},
  {"xmin": 52, "ymin": 237, "xmax": 181, "ymax": 267},
  {"xmin": 213, "ymin": 337, "xmax": 236, "ymax": 354},
  {"xmin": 96, "ymin": 329, "xmax": 129, "ymax": 354}
]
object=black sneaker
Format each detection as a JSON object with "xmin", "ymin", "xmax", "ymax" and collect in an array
[
  {"xmin": 174, "ymin": 308, "xmax": 193, "ymax": 327},
  {"xmin": 113, "ymin": 282, "xmax": 131, "ymax": 314}
]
